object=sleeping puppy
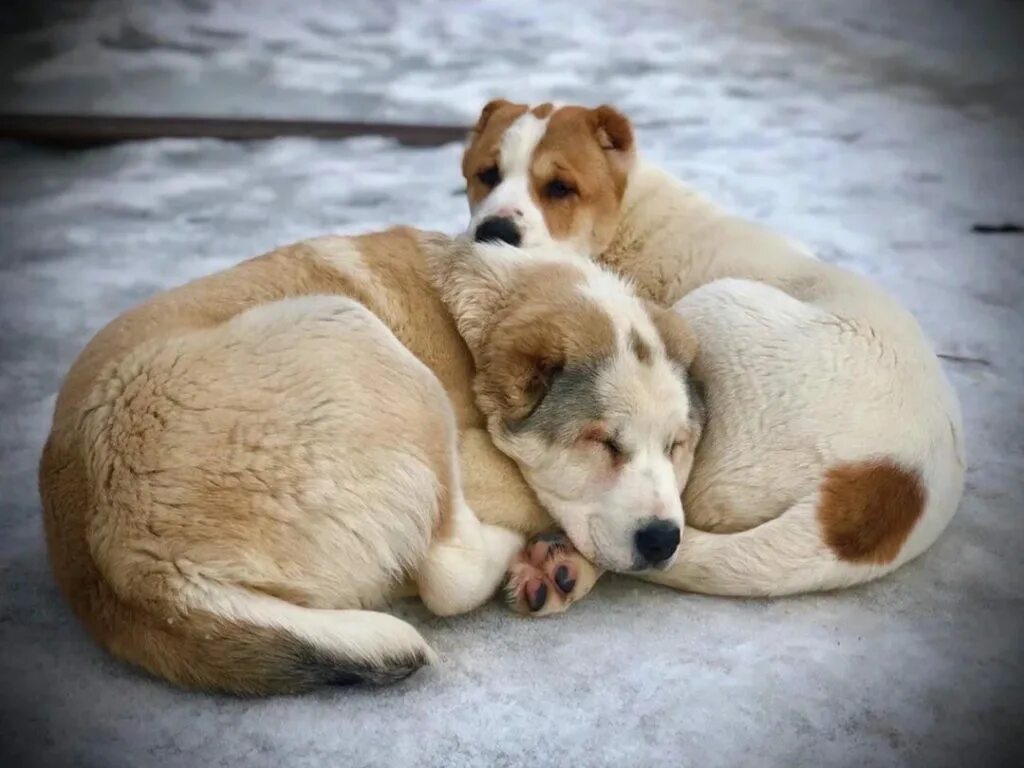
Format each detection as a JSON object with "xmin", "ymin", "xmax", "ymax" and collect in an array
[
  {"xmin": 462, "ymin": 99, "xmax": 965, "ymax": 601},
  {"xmin": 39, "ymin": 230, "xmax": 701, "ymax": 694}
]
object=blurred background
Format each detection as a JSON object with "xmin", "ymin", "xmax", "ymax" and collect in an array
[{"xmin": 1, "ymin": 2, "xmax": 1022, "ymax": 767}]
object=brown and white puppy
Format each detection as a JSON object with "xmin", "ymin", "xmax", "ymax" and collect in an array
[
  {"xmin": 462, "ymin": 99, "xmax": 965, "ymax": 600},
  {"xmin": 39, "ymin": 228, "xmax": 699, "ymax": 694}
]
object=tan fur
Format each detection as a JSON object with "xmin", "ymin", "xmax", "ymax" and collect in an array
[
  {"xmin": 471, "ymin": 262, "xmax": 617, "ymax": 422},
  {"xmin": 40, "ymin": 228, "xmax": 553, "ymax": 694},
  {"xmin": 643, "ymin": 300, "xmax": 699, "ymax": 369}
]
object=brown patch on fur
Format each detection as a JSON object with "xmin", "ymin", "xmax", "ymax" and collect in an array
[
  {"xmin": 531, "ymin": 102, "xmax": 554, "ymax": 119},
  {"xmin": 629, "ymin": 328, "xmax": 652, "ymax": 363},
  {"xmin": 643, "ymin": 300, "xmax": 698, "ymax": 368},
  {"xmin": 474, "ymin": 262, "xmax": 616, "ymax": 421},
  {"xmin": 463, "ymin": 99, "xmax": 529, "ymax": 208},
  {"xmin": 528, "ymin": 105, "xmax": 635, "ymax": 253},
  {"xmin": 818, "ymin": 459, "xmax": 926, "ymax": 564}
]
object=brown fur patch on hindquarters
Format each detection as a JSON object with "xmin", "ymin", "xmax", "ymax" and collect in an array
[{"xmin": 817, "ymin": 459, "xmax": 927, "ymax": 564}]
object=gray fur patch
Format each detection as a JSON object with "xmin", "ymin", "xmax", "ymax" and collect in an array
[{"xmin": 506, "ymin": 361, "xmax": 606, "ymax": 443}]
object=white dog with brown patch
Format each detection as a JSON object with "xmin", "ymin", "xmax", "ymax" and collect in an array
[{"xmin": 462, "ymin": 100, "xmax": 965, "ymax": 602}]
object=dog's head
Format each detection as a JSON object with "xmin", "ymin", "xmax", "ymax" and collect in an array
[
  {"xmin": 428, "ymin": 237, "xmax": 704, "ymax": 572},
  {"xmin": 463, "ymin": 100, "xmax": 635, "ymax": 257}
]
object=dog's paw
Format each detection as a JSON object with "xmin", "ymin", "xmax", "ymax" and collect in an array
[{"xmin": 503, "ymin": 532, "xmax": 600, "ymax": 616}]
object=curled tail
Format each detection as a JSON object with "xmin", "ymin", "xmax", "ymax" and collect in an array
[
  {"xmin": 646, "ymin": 459, "xmax": 946, "ymax": 597},
  {"xmin": 643, "ymin": 497, "xmax": 862, "ymax": 596}
]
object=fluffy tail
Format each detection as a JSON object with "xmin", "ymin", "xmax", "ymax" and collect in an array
[
  {"xmin": 42, "ymin": 434, "xmax": 436, "ymax": 697},
  {"xmin": 69, "ymin": 570, "xmax": 434, "ymax": 696},
  {"xmin": 642, "ymin": 496, "xmax": 887, "ymax": 597}
]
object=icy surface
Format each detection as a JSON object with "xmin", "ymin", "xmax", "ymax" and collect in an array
[{"xmin": 1, "ymin": 1, "xmax": 1022, "ymax": 766}]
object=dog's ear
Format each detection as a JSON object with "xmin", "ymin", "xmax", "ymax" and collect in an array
[
  {"xmin": 480, "ymin": 321, "xmax": 567, "ymax": 423},
  {"xmin": 644, "ymin": 300, "xmax": 706, "ymax": 431},
  {"xmin": 687, "ymin": 377, "xmax": 708, "ymax": 432},
  {"xmin": 590, "ymin": 105, "xmax": 635, "ymax": 165},
  {"xmin": 477, "ymin": 297, "xmax": 615, "ymax": 424},
  {"xmin": 470, "ymin": 99, "xmax": 515, "ymax": 137},
  {"xmin": 643, "ymin": 300, "xmax": 698, "ymax": 369}
]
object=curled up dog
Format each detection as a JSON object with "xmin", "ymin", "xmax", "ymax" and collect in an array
[
  {"xmin": 461, "ymin": 99, "xmax": 965, "ymax": 601},
  {"xmin": 39, "ymin": 229, "xmax": 702, "ymax": 694}
]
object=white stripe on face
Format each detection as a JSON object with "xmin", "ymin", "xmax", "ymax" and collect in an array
[{"xmin": 468, "ymin": 110, "xmax": 554, "ymax": 250}]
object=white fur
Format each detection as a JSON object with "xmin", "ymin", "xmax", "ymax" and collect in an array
[
  {"xmin": 184, "ymin": 578, "xmax": 438, "ymax": 668},
  {"xmin": 623, "ymin": 164, "xmax": 965, "ymax": 594},
  {"xmin": 468, "ymin": 111, "xmax": 554, "ymax": 250}
]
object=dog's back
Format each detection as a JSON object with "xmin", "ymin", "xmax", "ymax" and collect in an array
[
  {"xmin": 39, "ymin": 229, "xmax": 495, "ymax": 693},
  {"xmin": 617, "ymin": 164, "xmax": 965, "ymax": 595}
]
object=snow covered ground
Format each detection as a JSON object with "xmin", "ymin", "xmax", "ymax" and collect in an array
[{"xmin": 1, "ymin": 1, "xmax": 1022, "ymax": 766}]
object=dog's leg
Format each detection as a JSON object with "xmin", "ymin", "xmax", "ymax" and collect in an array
[
  {"xmin": 458, "ymin": 427, "xmax": 553, "ymax": 532},
  {"xmin": 416, "ymin": 494, "xmax": 524, "ymax": 618},
  {"xmin": 504, "ymin": 532, "xmax": 603, "ymax": 616},
  {"xmin": 458, "ymin": 428, "xmax": 603, "ymax": 616}
]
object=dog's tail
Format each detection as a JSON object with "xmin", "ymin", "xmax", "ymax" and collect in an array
[
  {"xmin": 56, "ymin": 558, "xmax": 434, "ymax": 695},
  {"xmin": 643, "ymin": 497, "xmax": 867, "ymax": 596},
  {"xmin": 645, "ymin": 459, "xmax": 950, "ymax": 597},
  {"xmin": 42, "ymin": 457, "xmax": 434, "ymax": 696},
  {"xmin": 117, "ymin": 585, "xmax": 434, "ymax": 696}
]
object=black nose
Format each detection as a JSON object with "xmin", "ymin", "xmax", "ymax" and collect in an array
[
  {"xmin": 634, "ymin": 520, "xmax": 681, "ymax": 567},
  {"xmin": 474, "ymin": 216, "xmax": 522, "ymax": 246}
]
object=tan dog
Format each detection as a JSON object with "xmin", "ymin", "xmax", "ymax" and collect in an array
[
  {"xmin": 462, "ymin": 100, "xmax": 965, "ymax": 599},
  {"xmin": 39, "ymin": 229, "xmax": 701, "ymax": 694}
]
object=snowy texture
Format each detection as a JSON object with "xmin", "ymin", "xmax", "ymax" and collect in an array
[{"xmin": 1, "ymin": 1, "xmax": 1023, "ymax": 767}]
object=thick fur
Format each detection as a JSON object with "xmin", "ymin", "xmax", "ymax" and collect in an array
[
  {"xmin": 463, "ymin": 102, "xmax": 966, "ymax": 596},
  {"xmin": 40, "ymin": 227, "xmax": 698, "ymax": 692},
  {"xmin": 40, "ymin": 230, "xmax": 531, "ymax": 694}
]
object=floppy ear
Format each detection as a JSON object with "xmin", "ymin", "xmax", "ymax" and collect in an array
[
  {"xmin": 643, "ymin": 300, "xmax": 698, "ymax": 369},
  {"xmin": 423, "ymin": 235, "xmax": 523, "ymax": 354},
  {"xmin": 470, "ymin": 99, "xmax": 514, "ymax": 138},
  {"xmin": 591, "ymin": 105, "xmax": 635, "ymax": 167},
  {"xmin": 475, "ymin": 311, "xmax": 568, "ymax": 423},
  {"xmin": 644, "ymin": 300, "xmax": 707, "ymax": 429}
]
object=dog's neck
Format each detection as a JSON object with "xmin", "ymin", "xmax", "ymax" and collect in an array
[{"xmin": 597, "ymin": 160, "xmax": 725, "ymax": 307}]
